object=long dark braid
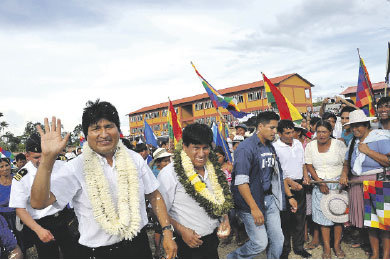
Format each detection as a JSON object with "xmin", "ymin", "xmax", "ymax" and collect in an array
[{"xmin": 347, "ymin": 136, "xmax": 357, "ymax": 179}]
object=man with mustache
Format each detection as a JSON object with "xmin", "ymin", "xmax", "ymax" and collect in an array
[
  {"xmin": 228, "ymin": 111, "xmax": 286, "ymax": 259},
  {"xmin": 30, "ymin": 100, "xmax": 177, "ymax": 259}
]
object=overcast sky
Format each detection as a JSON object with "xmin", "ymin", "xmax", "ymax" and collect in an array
[{"xmin": 1, "ymin": 0, "xmax": 389, "ymax": 136}]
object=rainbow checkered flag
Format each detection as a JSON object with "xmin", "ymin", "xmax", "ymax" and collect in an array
[{"xmin": 363, "ymin": 181, "xmax": 390, "ymax": 231}]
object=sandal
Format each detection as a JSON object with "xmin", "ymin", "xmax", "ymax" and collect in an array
[
  {"xmin": 322, "ymin": 252, "xmax": 332, "ymax": 259},
  {"xmin": 304, "ymin": 242, "xmax": 320, "ymax": 250}
]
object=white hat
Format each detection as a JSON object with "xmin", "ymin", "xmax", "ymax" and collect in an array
[
  {"xmin": 320, "ymin": 190, "xmax": 349, "ymax": 223},
  {"xmin": 149, "ymin": 148, "xmax": 171, "ymax": 166},
  {"xmin": 344, "ymin": 109, "xmax": 376, "ymax": 125},
  {"xmin": 152, "ymin": 148, "xmax": 171, "ymax": 160}
]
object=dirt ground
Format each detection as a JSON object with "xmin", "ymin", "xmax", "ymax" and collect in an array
[{"xmin": 147, "ymin": 228, "xmax": 368, "ymax": 259}]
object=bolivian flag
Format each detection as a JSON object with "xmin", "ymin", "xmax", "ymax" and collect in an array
[
  {"xmin": 263, "ymin": 73, "xmax": 302, "ymax": 122},
  {"xmin": 167, "ymin": 100, "xmax": 182, "ymax": 146}
]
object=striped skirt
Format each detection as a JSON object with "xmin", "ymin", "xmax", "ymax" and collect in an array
[{"xmin": 348, "ymin": 174, "xmax": 376, "ymax": 228}]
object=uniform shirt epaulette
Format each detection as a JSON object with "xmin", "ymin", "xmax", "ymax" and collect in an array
[
  {"xmin": 13, "ymin": 168, "xmax": 28, "ymax": 181},
  {"xmin": 57, "ymin": 155, "xmax": 67, "ymax": 161}
]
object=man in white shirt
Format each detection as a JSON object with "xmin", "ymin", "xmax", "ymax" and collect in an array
[
  {"xmin": 30, "ymin": 100, "xmax": 177, "ymax": 259},
  {"xmin": 158, "ymin": 123, "xmax": 232, "ymax": 259},
  {"xmin": 10, "ymin": 133, "xmax": 79, "ymax": 258},
  {"xmin": 273, "ymin": 120, "xmax": 311, "ymax": 259}
]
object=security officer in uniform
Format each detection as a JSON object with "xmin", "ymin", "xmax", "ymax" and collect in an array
[{"xmin": 9, "ymin": 133, "xmax": 79, "ymax": 259}]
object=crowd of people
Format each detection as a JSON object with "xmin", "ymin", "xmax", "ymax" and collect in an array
[{"xmin": 0, "ymin": 96, "xmax": 389, "ymax": 259}]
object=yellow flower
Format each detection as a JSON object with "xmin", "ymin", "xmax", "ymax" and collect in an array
[
  {"xmin": 189, "ymin": 174, "xmax": 198, "ymax": 182},
  {"xmin": 194, "ymin": 181, "xmax": 206, "ymax": 192}
]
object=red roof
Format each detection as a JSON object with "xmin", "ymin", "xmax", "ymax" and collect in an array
[
  {"xmin": 128, "ymin": 73, "xmax": 311, "ymax": 115},
  {"xmin": 340, "ymin": 81, "xmax": 387, "ymax": 95}
]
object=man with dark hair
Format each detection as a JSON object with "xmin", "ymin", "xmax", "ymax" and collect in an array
[
  {"xmin": 273, "ymin": 120, "xmax": 311, "ymax": 259},
  {"xmin": 377, "ymin": 96, "xmax": 390, "ymax": 130},
  {"xmin": 158, "ymin": 123, "xmax": 233, "ymax": 259},
  {"xmin": 135, "ymin": 143, "xmax": 149, "ymax": 160},
  {"xmin": 15, "ymin": 153, "xmax": 27, "ymax": 171},
  {"xmin": 228, "ymin": 111, "xmax": 285, "ymax": 259},
  {"xmin": 322, "ymin": 112, "xmax": 340, "ymax": 138},
  {"xmin": 9, "ymin": 133, "xmax": 79, "ymax": 259},
  {"xmin": 30, "ymin": 100, "xmax": 177, "ymax": 259},
  {"xmin": 339, "ymin": 106, "xmax": 356, "ymax": 145}
]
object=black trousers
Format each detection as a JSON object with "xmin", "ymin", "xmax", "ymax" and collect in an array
[
  {"xmin": 280, "ymin": 179, "xmax": 306, "ymax": 254},
  {"xmin": 78, "ymin": 227, "xmax": 152, "ymax": 259},
  {"xmin": 29, "ymin": 208, "xmax": 80, "ymax": 259},
  {"xmin": 176, "ymin": 229, "xmax": 219, "ymax": 259}
]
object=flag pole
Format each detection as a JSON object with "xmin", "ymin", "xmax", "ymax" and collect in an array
[
  {"xmin": 385, "ymin": 42, "xmax": 390, "ymax": 97},
  {"xmin": 167, "ymin": 97, "xmax": 172, "ymax": 152}
]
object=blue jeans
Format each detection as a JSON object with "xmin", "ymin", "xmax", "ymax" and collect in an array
[{"xmin": 227, "ymin": 195, "xmax": 284, "ymax": 259}]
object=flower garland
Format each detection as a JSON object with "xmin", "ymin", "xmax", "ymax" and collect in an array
[
  {"xmin": 83, "ymin": 140, "xmax": 141, "ymax": 240},
  {"xmin": 173, "ymin": 142, "xmax": 234, "ymax": 219}
]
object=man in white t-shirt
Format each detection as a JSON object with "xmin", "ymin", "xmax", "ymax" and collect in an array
[
  {"xmin": 30, "ymin": 100, "xmax": 177, "ymax": 259},
  {"xmin": 273, "ymin": 120, "xmax": 311, "ymax": 259}
]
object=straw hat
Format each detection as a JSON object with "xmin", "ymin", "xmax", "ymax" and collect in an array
[
  {"xmin": 320, "ymin": 190, "xmax": 349, "ymax": 223},
  {"xmin": 150, "ymin": 148, "xmax": 171, "ymax": 166},
  {"xmin": 344, "ymin": 109, "xmax": 376, "ymax": 125}
]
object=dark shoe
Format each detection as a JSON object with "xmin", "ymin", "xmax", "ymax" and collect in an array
[
  {"xmin": 294, "ymin": 249, "xmax": 312, "ymax": 258},
  {"xmin": 280, "ymin": 252, "xmax": 290, "ymax": 259}
]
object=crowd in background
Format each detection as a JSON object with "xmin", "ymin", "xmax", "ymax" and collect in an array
[{"xmin": 1, "ymin": 96, "xmax": 390, "ymax": 259}]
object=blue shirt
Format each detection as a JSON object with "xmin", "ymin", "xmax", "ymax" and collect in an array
[
  {"xmin": 0, "ymin": 214, "xmax": 17, "ymax": 258},
  {"xmin": 231, "ymin": 134, "xmax": 285, "ymax": 212},
  {"xmin": 0, "ymin": 184, "xmax": 14, "ymax": 213},
  {"xmin": 346, "ymin": 138, "xmax": 390, "ymax": 173},
  {"xmin": 341, "ymin": 129, "xmax": 353, "ymax": 146}
]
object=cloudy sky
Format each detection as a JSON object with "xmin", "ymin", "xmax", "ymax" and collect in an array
[{"xmin": 1, "ymin": 0, "xmax": 389, "ymax": 136}]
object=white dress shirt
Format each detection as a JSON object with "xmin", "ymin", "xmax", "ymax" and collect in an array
[
  {"xmin": 273, "ymin": 139, "xmax": 304, "ymax": 180},
  {"xmin": 9, "ymin": 161, "xmax": 65, "ymax": 219},
  {"xmin": 50, "ymin": 148, "xmax": 159, "ymax": 247},
  {"xmin": 157, "ymin": 163, "xmax": 220, "ymax": 237}
]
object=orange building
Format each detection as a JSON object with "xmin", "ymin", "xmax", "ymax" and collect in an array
[
  {"xmin": 128, "ymin": 73, "xmax": 314, "ymax": 139},
  {"xmin": 340, "ymin": 81, "xmax": 388, "ymax": 102}
]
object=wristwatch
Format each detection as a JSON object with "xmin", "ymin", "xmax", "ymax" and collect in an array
[
  {"xmin": 161, "ymin": 224, "xmax": 175, "ymax": 234},
  {"xmin": 287, "ymin": 195, "xmax": 295, "ymax": 200}
]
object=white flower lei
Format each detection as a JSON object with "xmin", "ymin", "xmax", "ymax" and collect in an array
[
  {"xmin": 180, "ymin": 150, "xmax": 226, "ymax": 205},
  {"xmin": 83, "ymin": 140, "xmax": 140, "ymax": 240}
]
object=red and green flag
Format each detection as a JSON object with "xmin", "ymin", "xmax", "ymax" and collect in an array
[
  {"xmin": 263, "ymin": 73, "xmax": 303, "ymax": 122},
  {"xmin": 167, "ymin": 100, "xmax": 182, "ymax": 146}
]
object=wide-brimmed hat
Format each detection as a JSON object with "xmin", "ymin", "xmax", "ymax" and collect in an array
[
  {"xmin": 320, "ymin": 190, "xmax": 349, "ymax": 223},
  {"xmin": 150, "ymin": 148, "xmax": 171, "ymax": 166},
  {"xmin": 344, "ymin": 110, "xmax": 376, "ymax": 126}
]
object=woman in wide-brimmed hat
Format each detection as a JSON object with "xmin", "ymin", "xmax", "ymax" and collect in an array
[{"xmin": 340, "ymin": 109, "xmax": 390, "ymax": 259}]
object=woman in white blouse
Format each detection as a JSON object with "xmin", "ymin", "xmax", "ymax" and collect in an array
[{"xmin": 305, "ymin": 120, "xmax": 347, "ymax": 259}]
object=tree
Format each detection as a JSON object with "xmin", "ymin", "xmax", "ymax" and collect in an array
[
  {"xmin": 21, "ymin": 121, "xmax": 42, "ymax": 143},
  {"xmin": 70, "ymin": 124, "xmax": 83, "ymax": 146},
  {"xmin": 0, "ymin": 121, "xmax": 9, "ymax": 135}
]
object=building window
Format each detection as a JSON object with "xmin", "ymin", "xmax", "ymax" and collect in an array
[
  {"xmin": 305, "ymin": 89, "xmax": 311, "ymax": 99},
  {"xmin": 195, "ymin": 102, "xmax": 204, "ymax": 111},
  {"xmin": 161, "ymin": 109, "xmax": 168, "ymax": 117},
  {"xmin": 231, "ymin": 94, "xmax": 244, "ymax": 103},
  {"xmin": 223, "ymin": 114, "xmax": 233, "ymax": 122},
  {"xmin": 153, "ymin": 125, "xmax": 161, "ymax": 131},
  {"xmin": 248, "ymin": 91, "xmax": 261, "ymax": 102},
  {"xmin": 204, "ymin": 101, "xmax": 213, "ymax": 109},
  {"xmin": 260, "ymin": 88, "xmax": 266, "ymax": 99},
  {"xmin": 163, "ymin": 123, "xmax": 168, "ymax": 130}
]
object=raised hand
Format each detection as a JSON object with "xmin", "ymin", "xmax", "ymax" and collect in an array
[{"xmin": 36, "ymin": 117, "xmax": 70, "ymax": 159}]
